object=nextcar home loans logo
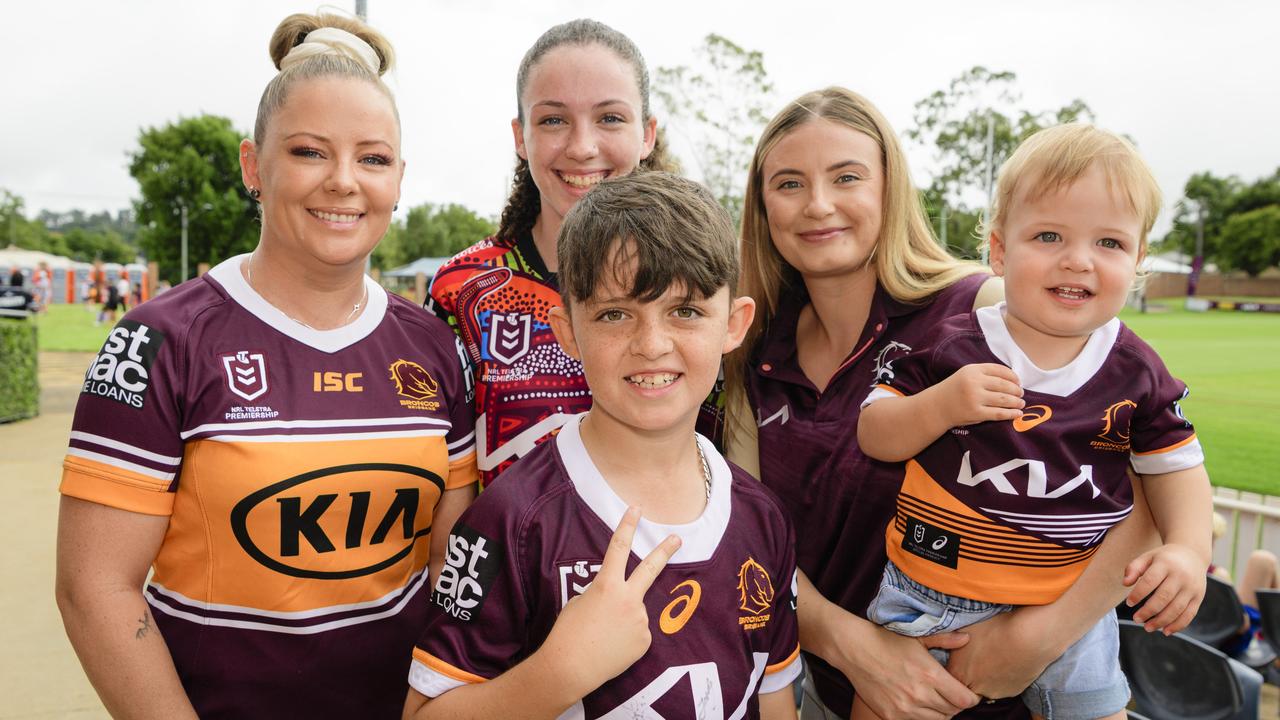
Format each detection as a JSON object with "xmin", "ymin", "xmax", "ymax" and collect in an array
[
  {"xmin": 433, "ymin": 522, "xmax": 503, "ymax": 622},
  {"xmin": 83, "ymin": 320, "xmax": 164, "ymax": 408}
]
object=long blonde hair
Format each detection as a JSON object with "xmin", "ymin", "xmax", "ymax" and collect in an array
[{"xmin": 726, "ymin": 87, "xmax": 985, "ymax": 443}]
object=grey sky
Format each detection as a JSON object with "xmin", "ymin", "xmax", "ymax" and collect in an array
[{"xmin": 5, "ymin": 0, "xmax": 1278, "ymax": 238}]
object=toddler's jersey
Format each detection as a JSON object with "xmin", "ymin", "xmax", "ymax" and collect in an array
[
  {"xmin": 60, "ymin": 255, "xmax": 478, "ymax": 719},
  {"xmin": 427, "ymin": 233, "xmax": 590, "ymax": 486},
  {"xmin": 863, "ymin": 305, "xmax": 1202, "ymax": 605},
  {"xmin": 410, "ymin": 414, "xmax": 801, "ymax": 719}
]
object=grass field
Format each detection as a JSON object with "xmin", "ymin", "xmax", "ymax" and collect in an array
[
  {"xmin": 1122, "ymin": 302, "xmax": 1280, "ymax": 496},
  {"xmin": 30, "ymin": 297, "xmax": 1280, "ymax": 494}
]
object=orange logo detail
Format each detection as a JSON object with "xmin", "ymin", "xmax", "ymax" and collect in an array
[
  {"xmin": 1096, "ymin": 399, "xmax": 1138, "ymax": 447},
  {"xmin": 1012, "ymin": 405, "xmax": 1052, "ymax": 432},
  {"xmin": 389, "ymin": 360, "xmax": 439, "ymax": 400},
  {"xmin": 737, "ymin": 557, "xmax": 774, "ymax": 616},
  {"xmin": 659, "ymin": 580, "xmax": 701, "ymax": 635}
]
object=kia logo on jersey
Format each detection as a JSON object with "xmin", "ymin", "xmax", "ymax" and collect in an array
[
  {"xmin": 229, "ymin": 463, "xmax": 445, "ymax": 579},
  {"xmin": 222, "ymin": 350, "xmax": 268, "ymax": 402}
]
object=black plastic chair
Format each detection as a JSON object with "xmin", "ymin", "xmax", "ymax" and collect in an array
[
  {"xmin": 1117, "ymin": 620, "xmax": 1262, "ymax": 720},
  {"xmin": 1184, "ymin": 575, "xmax": 1249, "ymax": 649}
]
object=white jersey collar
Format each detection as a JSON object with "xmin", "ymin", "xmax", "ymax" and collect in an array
[
  {"xmin": 976, "ymin": 302, "xmax": 1119, "ymax": 397},
  {"xmin": 207, "ymin": 254, "xmax": 388, "ymax": 354},
  {"xmin": 555, "ymin": 413, "xmax": 731, "ymax": 564}
]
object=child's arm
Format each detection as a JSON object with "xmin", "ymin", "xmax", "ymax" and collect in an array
[
  {"xmin": 858, "ymin": 363, "xmax": 1024, "ymax": 462},
  {"xmin": 403, "ymin": 507, "xmax": 682, "ymax": 720},
  {"xmin": 1123, "ymin": 465, "xmax": 1212, "ymax": 635},
  {"xmin": 758, "ymin": 686, "xmax": 798, "ymax": 720}
]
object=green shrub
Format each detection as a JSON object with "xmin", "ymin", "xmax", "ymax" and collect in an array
[{"xmin": 0, "ymin": 319, "xmax": 38, "ymax": 423}]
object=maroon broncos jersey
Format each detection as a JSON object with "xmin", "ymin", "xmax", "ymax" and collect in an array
[
  {"xmin": 864, "ymin": 305, "xmax": 1203, "ymax": 604},
  {"xmin": 410, "ymin": 414, "xmax": 801, "ymax": 719},
  {"xmin": 61, "ymin": 256, "xmax": 478, "ymax": 719}
]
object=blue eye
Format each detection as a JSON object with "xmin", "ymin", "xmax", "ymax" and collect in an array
[
  {"xmin": 290, "ymin": 147, "xmax": 323, "ymax": 159},
  {"xmin": 538, "ymin": 117, "xmax": 565, "ymax": 127},
  {"xmin": 361, "ymin": 154, "xmax": 393, "ymax": 166},
  {"xmin": 1035, "ymin": 231, "xmax": 1061, "ymax": 243},
  {"xmin": 1097, "ymin": 237, "xmax": 1122, "ymax": 250},
  {"xmin": 777, "ymin": 179, "xmax": 801, "ymax": 190},
  {"xmin": 836, "ymin": 173, "xmax": 861, "ymax": 184},
  {"xmin": 601, "ymin": 114, "xmax": 626, "ymax": 124}
]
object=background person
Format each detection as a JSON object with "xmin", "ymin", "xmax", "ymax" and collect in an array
[
  {"xmin": 426, "ymin": 18, "xmax": 676, "ymax": 486},
  {"xmin": 55, "ymin": 13, "xmax": 478, "ymax": 719},
  {"xmin": 718, "ymin": 87, "xmax": 1160, "ymax": 720}
]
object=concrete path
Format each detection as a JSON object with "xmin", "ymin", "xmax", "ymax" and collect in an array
[{"xmin": 1, "ymin": 352, "xmax": 107, "ymax": 718}]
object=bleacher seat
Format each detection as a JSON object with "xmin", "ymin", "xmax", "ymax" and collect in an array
[
  {"xmin": 1117, "ymin": 620, "xmax": 1262, "ymax": 720},
  {"xmin": 1185, "ymin": 575, "xmax": 1250, "ymax": 649}
]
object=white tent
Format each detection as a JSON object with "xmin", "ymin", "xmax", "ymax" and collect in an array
[
  {"xmin": 0, "ymin": 245, "xmax": 76, "ymax": 270},
  {"xmin": 383, "ymin": 257, "xmax": 452, "ymax": 279}
]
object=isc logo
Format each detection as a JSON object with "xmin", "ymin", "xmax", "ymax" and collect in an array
[
  {"xmin": 230, "ymin": 463, "xmax": 445, "ymax": 579},
  {"xmin": 433, "ymin": 523, "xmax": 503, "ymax": 622},
  {"xmin": 312, "ymin": 371, "xmax": 363, "ymax": 392}
]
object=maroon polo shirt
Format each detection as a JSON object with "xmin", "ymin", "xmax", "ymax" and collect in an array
[{"xmin": 748, "ymin": 273, "xmax": 1029, "ymax": 719}]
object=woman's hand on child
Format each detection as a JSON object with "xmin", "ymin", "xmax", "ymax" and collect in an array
[
  {"xmin": 1123, "ymin": 543, "xmax": 1208, "ymax": 635},
  {"xmin": 536, "ymin": 506, "xmax": 681, "ymax": 698},
  {"xmin": 934, "ymin": 364, "xmax": 1024, "ymax": 428}
]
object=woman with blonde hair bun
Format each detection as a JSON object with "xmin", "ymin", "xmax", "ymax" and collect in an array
[
  {"xmin": 719, "ymin": 87, "xmax": 1158, "ymax": 719},
  {"xmin": 55, "ymin": 12, "xmax": 478, "ymax": 719}
]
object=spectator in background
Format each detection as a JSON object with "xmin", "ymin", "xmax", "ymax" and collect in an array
[
  {"xmin": 8, "ymin": 266, "xmax": 23, "ymax": 287},
  {"xmin": 115, "ymin": 273, "xmax": 131, "ymax": 313},
  {"xmin": 1212, "ymin": 511, "xmax": 1280, "ymax": 657},
  {"xmin": 34, "ymin": 262, "xmax": 52, "ymax": 312}
]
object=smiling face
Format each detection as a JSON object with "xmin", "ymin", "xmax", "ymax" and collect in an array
[
  {"xmin": 241, "ymin": 75, "xmax": 403, "ymax": 272},
  {"xmin": 760, "ymin": 119, "xmax": 884, "ymax": 282},
  {"xmin": 549, "ymin": 254, "xmax": 752, "ymax": 439},
  {"xmin": 513, "ymin": 43, "xmax": 657, "ymax": 230},
  {"xmin": 991, "ymin": 163, "xmax": 1143, "ymax": 352}
]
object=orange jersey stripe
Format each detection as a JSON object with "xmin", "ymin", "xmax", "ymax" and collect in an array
[
  {"xmin": 1132, "ymin": 433, "xmax": 1198, "ymax": 456},
  {"xmin": 61, "ymin": 457, "xmax": 175, "ymax": 516},
  {"xmin": 765, "ymin": 644, "xmax": 801, "ymax": 675},
  {"xmin": 413, "ymin": 648, "xmax": 487, "ymax": 684}
]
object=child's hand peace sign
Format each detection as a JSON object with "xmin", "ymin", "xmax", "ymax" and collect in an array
[{"xmin": 537, "ymin": 506, "xmax": 682, "ymax": 700}]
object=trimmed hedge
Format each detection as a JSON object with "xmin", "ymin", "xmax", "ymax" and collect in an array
[{"xmin": 0, "ymin": 319, "xmax": 38, "ymax": 423}]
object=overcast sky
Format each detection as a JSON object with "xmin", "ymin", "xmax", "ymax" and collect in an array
[{"xmin": 5, "ymin": 0, "xmax": 1278, "ymax": 238}]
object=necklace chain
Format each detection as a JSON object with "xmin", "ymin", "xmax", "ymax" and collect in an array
[
  {"xmin": 246, "ymin": 254, "xmax": 367, "ymax": 329},
  {"xmin": 696, "ymin": 438, "xmax": 712, "ymax": 500}
]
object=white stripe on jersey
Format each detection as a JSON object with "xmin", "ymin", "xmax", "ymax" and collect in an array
[
  {"xmin": 979, "ymin": 506, "xmax": 1135, "ymax": 521},
  {"xmin": 447, "ymin": 430, "xmax": 476, "ymax": 450},
  {"xmin": 1130, "ymin": 438, "xmax": 1205, "ymax": 475},
  {"xmin": 146, "ymin": 570, "xmax": 429, "ymax": 634},
  {"xmin": 66, "ymin": 448, "xmax": 177, "ymax": 481},
  {"xmin": 180, "ymin": 415, "xmax": 452, "ymax": 439},
  {"xmin": 201, "ymin": 429, "xmax": 449, "ymax": 443},
  {"xmin": 69, "ymin": 431, "xmax": 183, "ymax": 465}
]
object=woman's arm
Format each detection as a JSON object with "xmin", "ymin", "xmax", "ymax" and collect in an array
[
  {"xmin": 796, "ymin": 570, "xmax": 978, "ymax": 720},
  {"xmin": 946, "ymin": 474, "xmax": 1160, "ymax": 698},
  {"xmin": 55, "ymin": 496, "xmax": 197, "ymax": 720},
  {"xmin": 429, "ymin": 484, "xmax": 477, "ymax": 591}
]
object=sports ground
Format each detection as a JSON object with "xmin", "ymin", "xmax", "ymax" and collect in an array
[{"xmin": 1, "ymin": 300, "xmax": 1276, "ymax": 717}]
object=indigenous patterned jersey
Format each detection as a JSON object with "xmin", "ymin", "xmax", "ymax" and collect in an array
[
  {"xmin": 410, "ymin": 414, "xmax": 802, "ymax": 719},
  {"xmin": 863, "ymin": 305, "xmax": 1203, "ymax": 605},
  {"xmin": 427, "ymin": 233, "xmax": 589, "ymax": 486},
  {"xmin": 60, "ymin": 255, "xmax": 478, "ymax": 720}
]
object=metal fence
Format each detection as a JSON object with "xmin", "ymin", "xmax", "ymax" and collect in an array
[{"xmin": 1213, "ymin": 487, "xmax": 1280, "ymax": 579}]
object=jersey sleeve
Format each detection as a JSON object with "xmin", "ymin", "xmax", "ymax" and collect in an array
[
  {"xmin": 425, "ymin": 262, "xmax": 461, "ymax": 331},
  {"xmin": 60, "ymin": 314, "xmax": 184, "ymax": 516},
  {"xmin": 443, "ymin": 333, "xmax": 479, "ymax": 489},
  {"xmin": 409, "ymin": 498, "xmax": 529, "ymax": 697},
  {"xmin": 1129, "ymin": 355, "xmax": 1203, "ymax": 475},
  {"xmin": 759, "ymin": 514, "xmax": 801, "ymax": 695},
  {"xmin": 861, "ymin": 342, "xmax": 937, "ymax": 408}
]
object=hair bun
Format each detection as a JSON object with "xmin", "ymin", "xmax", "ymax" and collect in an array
[{"xmin": 268, "ymin": 13, "xmax": 394, "ymax": 76}]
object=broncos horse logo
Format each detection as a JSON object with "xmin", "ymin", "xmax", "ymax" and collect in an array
[
  {"xmin": 1097, "ymin": 399, "xmax": 1138, "ymax": 446},
  {"xmin": 389, "ymin": 359, "xmax": 439, "ymax": 400},
  {"xmin": 737, "ymin": 557, "xmax": 774, "ymax": 616}
]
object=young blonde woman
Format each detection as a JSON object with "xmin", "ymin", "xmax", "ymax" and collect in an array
[
  {"xmin": 720, "ymin": 87, "xmax": 1158, "ymax": 720},
  {"xmin": 56, "ymin": 13, "xmax": 477, "ymax": 719}
]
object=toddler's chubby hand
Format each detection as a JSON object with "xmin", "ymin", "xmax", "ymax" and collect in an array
[
  {"xmin": 536, "ymin": 506, "xmax": 681, "ymax": 698},
  {"xmin": 935, "ymin": 363, "xmax": 1024, "ymax": 428},
  {"xmin": 1123, "ymin": 543, "xmax": 1208, "ymax": 635}
]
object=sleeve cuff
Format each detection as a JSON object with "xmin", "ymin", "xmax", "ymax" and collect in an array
[
  {"xmin": 60, "ymin": 460, "xmax": 175, "ymax": 516},
  {"xmin": 860, "ymin": 384, "xmax": 903, "ymax": 409},
  {"xmin": 759, "ymin": 645, "xmax": 802, "ymax": 694},
  {"xmin": 1130, "ymin": 435, "xmax": 1204, "ymax": 475}
]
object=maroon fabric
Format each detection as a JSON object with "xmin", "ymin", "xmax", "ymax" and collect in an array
[{"xmin": 747, "ymin": 274, "xmax": 1033, "ymax": 718}]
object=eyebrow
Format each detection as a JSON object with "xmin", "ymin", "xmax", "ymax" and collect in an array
[
  {"xmin": 531, "ymin": 99, "xmax": 634, "ymax": 111},
  {"xmin": 282, "ymin": 132, "xmax": 394, "ymax": 148},
  {"xmin": 768, "ymin": 159, "xmax": 870, "ymax": 183}
]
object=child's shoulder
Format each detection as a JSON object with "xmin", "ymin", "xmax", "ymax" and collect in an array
[{"xmin": 461, "ymin": 439, "xmax": 574, "ymax": 525}]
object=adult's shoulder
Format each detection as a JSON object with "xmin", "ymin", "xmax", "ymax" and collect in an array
[
  {"xmin": 435, "ymin": 236, "xmax": 515, "ymax": 277},
  {"xmin": 119, "ymin": 275, "xmax": 229, "ymax": 339},
  {"xmin": 385, "ymin": 290, "xmax": 458, "ymax": 340}
]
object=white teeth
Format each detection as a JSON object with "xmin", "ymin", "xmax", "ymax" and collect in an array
[
  {"xmin": 626, "ymin": 373, "xmax": 678, "ymax": 388},
  {"xmin": 312, "ymin": 210, "xmax": 360, "ymax": 223},
  {"xmin": 1052, "ymin": 287, "xmax": 1090, "ymax": 299},
  {"xmin": 560, "ymin": 173, "xmax": 606, "ymax": 189}
]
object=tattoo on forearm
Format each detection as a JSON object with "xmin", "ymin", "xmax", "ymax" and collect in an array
[{"xmin": 135, "ymin": 611, "xmax": 152, "ymax": 640}]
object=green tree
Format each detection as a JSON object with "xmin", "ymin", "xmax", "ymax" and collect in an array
[
  {"xmin": 130, "ymin": 115, "xmax": 258, "ymax": 282},
  {"xmin": 920, "ymin": 187, "xmax": 984, "ymax": 260},
  {"xmin": 1217, "ymin": 205, "xmax": 1280, "ymax": 276},
  {"xmin": 1, "ymin": 190, "xmax": 56, "ymax": 253},
  {"xmin": 907, "ymin": 67, "xmax": 1095, "ymax": 212},
  {"xmin": 1159, "ymin": 172, "xmax": 1243, "ymax": 261},
  {"xmin": 654, "ymin": 34, "xmax": 774, "ymax": 224},
  {"xmin": 371, "ymin": 203, "xmax": 494, "ymax": 270}
]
